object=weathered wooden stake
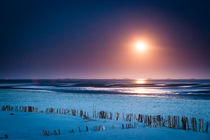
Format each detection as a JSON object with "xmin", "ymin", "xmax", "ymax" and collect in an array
[
  {"xmin": 182, "ymin": 117, "xmax": 186, "ymax": 130},
  {"xmin": 103, "ymin": 125, "xmax": 106, "ymax": 131},
  {"xmin": 168, "ymin": 116, "xmax": 171, "ymax": 128},
  {"xmin": 80, "ymin": 110, "xmax": 83, "ymax": 117},
  {"xmin": 191, "ymin": 117, "xmax": 197, "ymax": 131},
  {"xmin": 177, "ymin": 116, "xmax": 180, "ymax": 129},
  {"xmin": 122, "ymin": 124, "xmax": 124, "ymax": 129},
  {"xmin": 94, "ymin": 126, "xmax": 97, "ymax": 131},
  {"xmin": 110, "ymin": 112, "xmax": 112, "ymax": 120},
  {"xmin": 53, "ymin": 130, "xmax": 57, "ymax": 135},
  {"xmin": 99, "ymin": 126, "xmax": 102, "ymax": 131},
  {"xmin": 58, "ymin": 128, "xmax": 61, "ymax": 135},
  {"xmin": 199, "ymin": 119, "xmax": 204, "ymax": 132},
  {"xmin": 116, "ymin": 112, "xmax": 119, "ymax": 120},
  {"xmin": 206, "ymin": 121, "xmax": 209, "ymax": 133}
]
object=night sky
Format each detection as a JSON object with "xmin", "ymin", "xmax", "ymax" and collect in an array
[{"xmin": 1, "ymin": 0, "xmax": 210, "ymax": 79}]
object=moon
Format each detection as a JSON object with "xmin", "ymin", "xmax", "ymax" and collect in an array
[{"xmin": 135, "ymin": 41, "xmax": 147, "ymax": 52}]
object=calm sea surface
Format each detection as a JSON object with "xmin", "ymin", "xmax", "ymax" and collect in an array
[{"xmin": 0, "ymin": 79, "xmax": 210, "ymax": 100}]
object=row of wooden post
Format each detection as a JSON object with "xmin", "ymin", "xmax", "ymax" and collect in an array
[
  {"xmin": 43, "ymin": 128, "xmax": 61, "ymax": 136},
  {"xmin": 73, "ymin": 125, "xmax": 106, "ymax": 133},
  {"xmin": 45, "ymin": 125, "xmax": 107, "ymax": 136},
  {"xmin": 0, "ymin": 134, "xmax": 8, "ymax": 139},
  {"xmin": 43, "ymin": 123, "xmax": 140, "ymax": 136},
  {"xmin": 1, "ymin": 105, "xmax": 38, "ymax": 113},
  {"xmin": 1, "ymin": 105, "xmax": 209, "ymax": 133},
  {"xmin": 122, "ymin": 123, "xmax": 138, "ymax": 129}
]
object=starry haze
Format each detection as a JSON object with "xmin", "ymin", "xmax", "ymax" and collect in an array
[{"xmin": 1, "ymin": 0, "xmax": 210, "ymax": 79}]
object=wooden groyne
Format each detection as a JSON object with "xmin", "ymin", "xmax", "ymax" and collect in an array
[
  {"xmin": 1, "ymin": 105, "xmax": 209, "ymax": 133},
  {"xmin": 0, "ymin": 134, "xmax": 8, "ymax": 139}
]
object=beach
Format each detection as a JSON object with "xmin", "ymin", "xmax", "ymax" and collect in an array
[{"xmin": 0, "ymin": 79, "xmax": 210, "ymax": 139}]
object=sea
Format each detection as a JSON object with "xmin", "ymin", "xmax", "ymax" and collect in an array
[{"xmin": 0, "ymin": 79, "xmax": 210, "ymax": 120}]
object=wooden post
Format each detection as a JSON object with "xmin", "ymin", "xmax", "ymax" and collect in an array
[
  {"xmin": 152, "ymin": 116, "xmax": 157, "ymax": 128},
  {"xmin": 134, "ymin": 122, "xmax": 138, "ymax": 128},
  {"xmin": 53, "ymin": 130, "xmax": 57, "ymax": 135},
  {"xmin": 122, "ymin": 113, "xmax": 125, "ymax": 121},
  {"xmin": 191, "ymin": 118, "xmax": 197, "ymax": 131},
  {"xmin": 199, "ymin": 119, "xmax": 204, "ymax": 132},
  {"xmin": 102, "ymin": 125, "xmax": 106, "ymax": 131},
  {"xmin": 80, "ymin": 110, "xmax": 83, "ymax": 117},
  {"xmin": 130, "ymin": 114, "xmax": 133, "ymax": 122},
  {"xmin": 94, "ymin": 126, "xmax": 97, "ymax": 131},
  {"xmin": 72, "ymin": 109, "xmax": 76, "ymax": 116},
  {"xmin": 206, "ymin": 121, "xmax": 208, "ymax": 133},
  {"xmin": 143, "ymin": 115, "xmax": 147, "ymax": 126},
  {"xmin": 148, "ymin": 116, "xmax": 152, "ymax": 126},
  {"xmin": 182, "ymin": 117, "xmax": 186, "ymax": 130},
  {"xmin": 23, "ymin": 106, "xmax": 27, "ymax": 112},
  {"xmin": 157, "ymin": 115, "xmax": 161, "ymax": 127},
  {"xmin": 199, "ymin": 119, "xmax": 202, "ymax": 132},
  {"xmin": 42, "ymin": 130, "xmax": 45, "ymax": 136},
  {"xmin": 201, "ymin": 119, "xmax": 204, "ymax": 132},
  {"xmin": 99, "ymin": 111, "xmax": 106, "ymax": 119},
  {"xmin": 11, "ymin": 106, "xmax": 13, "ymax": 111},
  {"xmin": 191, "ymin": 118, "xmax": 195, "ymax": 131},
  {"xmin": 43, "ymin": 130, "xmax": 49, "ymax": 136},
  {"xmin": 15, "ymin": 106, "xmax": 18, "ymax": 112},
  {"xmin": 48, "ymin": 130, "xmax": 50, "ymax": 136},
  {"xmin": 168, "ymin": 116, "xmax": 171, "ymax": 128},
  {"xmin": 1, "ymin": 105, "xmax": 4, "ymax": 111},
  {"xmin": 58, "ymin": 128, "xmax": 61, "ymax": 135},
  {"xmin": 140, "ymin": 114, "xmax": 143, "ymax": 122},
  {"xmin": 186, "ymin": 117, "xmax": 189, "ymax": 130},
  {"xmin": 126, "ymin": 114, "xmax": 129, "ymax": 121},
  {"xmin": 28, "ymin": 106, "xmax": 34, "ymax": 112},
  {"xmin": 83, "ymin": 111, "xmax": 86, "ymax": 118},
  {"xmin": 4, "ymin": 134, "xmax": 8, "ymax": 139},
  {"xmin": 19, "ymin": 106, "xmax": 22, "ymax": 112},
  {"xmin": 151, "ymin": 116, "xmax": 154, "ymax": 127},
  {"xmin": 177, "ymin": 116, "xmax": 180, "ymax": 129},
  {"xmin": 116, "ymin": 112, "xmax": 119, "ymax": 120},
  {"xmin": 99, "ymin": 126, "xmax": 102, "ymax": 131},
  {"xmin": 172, "ymin": 116, "xmax": 176, "ymax": 128},
  {"xmin": 110, "ymin": 112, "xmax": 112, "ymax": 120},
  {"xmin": 87, "ymin": 112, "xmax": 89, "ymax": 118}
]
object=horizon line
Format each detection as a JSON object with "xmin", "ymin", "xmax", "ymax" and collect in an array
[{"xmin": 1, "ymin": 78, "xmax": 210, "ymax": 80}]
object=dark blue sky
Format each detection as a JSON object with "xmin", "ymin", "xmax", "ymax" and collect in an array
[{"xmin": 1, "ymin": 0, "xmax": 210, "ymax": 79}]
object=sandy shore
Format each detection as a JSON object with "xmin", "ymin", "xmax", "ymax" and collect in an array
[{"xmin": 0, "ymin": 111, "xmax": 209, "ymax": 140}]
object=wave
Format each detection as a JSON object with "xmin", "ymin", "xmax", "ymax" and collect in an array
[{"xmin": 1, "ymin": 79, "xmax": 210, "ymax": 100}]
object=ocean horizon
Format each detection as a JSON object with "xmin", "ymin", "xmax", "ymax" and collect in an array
[{"xmin": 1, "ymin": 79, "xmax": 210, "ymax": 100}]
